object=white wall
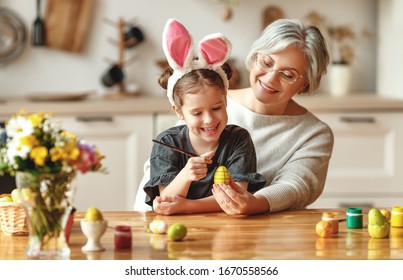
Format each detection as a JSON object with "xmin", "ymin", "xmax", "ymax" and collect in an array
[
  {"xmin": 377, "ymin": 0, "xmax": 403, "ymax": 98},
  {"xmin": 0, "ymin": 0, "xmax": 377, "ymax": 98}
]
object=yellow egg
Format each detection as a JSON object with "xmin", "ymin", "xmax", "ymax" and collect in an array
[
  {"xmin": 368, "ymin": 208, "xmax": 390, "ymax": 238},
  {"xmin": 315, "ymin": 220, "xmax": 333, "ymax": 238},
  {"xmin": 380, "ymin": 209, "xmax": 391, "ymax": 222},
  {"xmin": 214, "ymin": 166, "xmax": 231, "ymax": 184},
  {"xmin": 368, "ymin": 223, "xmax": 390, "ymax": 238},
  {"xmin": 85, "ymin": 207, "xmax": 104, "ymax": 222}
]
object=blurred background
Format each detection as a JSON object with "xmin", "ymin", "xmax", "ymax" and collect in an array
[{"xmin": 1, "ymin": 0, "xmax": 392, "ymax": 98}]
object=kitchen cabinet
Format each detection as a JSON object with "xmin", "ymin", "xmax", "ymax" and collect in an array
[
  {"xmin": 308, "ymin": 111, "xmax": 403, "ymax": 208},
  {"xmin": 154, "ymin": 112, "xmax": 178, "ymax": 135},
  {"xmin": 56, "ymin": 114, "xmax": 153, "ymax": 211}
]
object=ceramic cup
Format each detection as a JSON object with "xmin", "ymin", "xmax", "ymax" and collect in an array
[
  {"xmin": 101, "ymin": 64, "xmax": 124, "ymax": 87},
  {"xmin": 81, "ymin": 219, "xmax": 108, "ymax": 252}
]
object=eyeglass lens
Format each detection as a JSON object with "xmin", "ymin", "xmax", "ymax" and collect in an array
[{"xmin": 256, "ymin": 54, "xmax": 302, "ymax": 84}]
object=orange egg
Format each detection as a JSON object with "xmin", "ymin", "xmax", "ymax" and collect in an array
[
  {"xmin": 315, "ymin": 220, "xmax": 333, "ymax": 238},
  {"xmin": 213, "ymin": 166, "xmax": 231, "ymax": 184}
]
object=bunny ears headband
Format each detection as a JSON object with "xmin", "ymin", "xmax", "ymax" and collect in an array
[{"xmin": 162, "ymin": 18, "xmax": 232, "ymax": 105}]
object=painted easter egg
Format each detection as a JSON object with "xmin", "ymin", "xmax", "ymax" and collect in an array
[
  {"xmin": 149, "ymin": 219, "xmax": 168, "ymax": 234},
  {"xmin": 214, "ymin": 166, "xmax": 231, "ymax": 184},
  {"xmin": 315, "ymin": 220, "xmax": 333, "ymax": 238},
  {"xmin": 368, "ymin": 208, "xmax": 390, "ymax": 238},
  {"xmin": 167, "ymin": 223, "xmax": 187, "ymax": 241}
]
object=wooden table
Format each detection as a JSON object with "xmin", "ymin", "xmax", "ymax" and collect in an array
[{"xmin": 1, "ymin": 209, "xmax": 403, "ymax": 260}]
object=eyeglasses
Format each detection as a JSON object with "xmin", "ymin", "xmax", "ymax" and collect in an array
[{"xmin": 255, "ymin": 53, "xmax": 303, "ymax": 85}]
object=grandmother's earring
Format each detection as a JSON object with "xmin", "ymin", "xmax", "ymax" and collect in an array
[{"xmin": 298, "ymin": 83, "xmax": 308, "ymax": 94}]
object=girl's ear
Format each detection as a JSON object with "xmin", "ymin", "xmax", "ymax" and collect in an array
[{"xmin": 173, "ymin": 105, "xmax": 184, "ymax": 120}]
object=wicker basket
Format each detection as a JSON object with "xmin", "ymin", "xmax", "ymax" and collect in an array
[{"xmin": 0, "ymin": 202, "xmax": 29, "ymax": 236}]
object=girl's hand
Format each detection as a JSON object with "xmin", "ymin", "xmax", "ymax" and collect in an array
[
  {"xmin": 179, "ymin": 151, "xmax": 215, "ymax": 182},
  {"xmin": 212, "ymin": 179, "xmax": 270, "ymax": 215},
  {"xmin": 158, "ymin": 151, "xmax": 215, "ymax": 198},
  {"xmin": 153, "ymin": 195, "xmax": 186, "ymax": 215}
]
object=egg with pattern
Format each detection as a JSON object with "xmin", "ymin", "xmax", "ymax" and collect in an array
[{"xmin": 214, "ymin": 166, "xmax": 231, "ymax": 184}]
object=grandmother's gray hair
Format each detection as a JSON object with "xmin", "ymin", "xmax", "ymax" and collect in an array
[{"xmin": 245, "ymin": 18, "xmax": 329, "ymax": 93}]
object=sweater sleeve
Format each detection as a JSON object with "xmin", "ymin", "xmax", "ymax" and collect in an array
[{"xmin": 254, "ymin": 120, "xmax": 334, "ymax": 213}]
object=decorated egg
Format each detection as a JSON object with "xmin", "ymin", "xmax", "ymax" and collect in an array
[
  {"xmin": 149, "ymin": 219, "xmax": 168, "ymax": 234},
  {"xmin": 214, "ymin": 166, "xmax": 231, "ymax": 184},
  {"xmin": 368, "ymin": 208, "xmax": 390, "ymax": 238},
  {"xmin": 380, "ymin": 208, "xmax": 391, "ymax": 222},
  {"xmin": 315, "ymin": 220, "xmax": 333, "ymax": 238}
]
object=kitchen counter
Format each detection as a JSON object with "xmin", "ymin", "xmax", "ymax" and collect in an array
[
  {"xmin": 295, "ymin": 92, "xmax": 403, "ymax": 112},
  {"xmin": 0, "ymin": 95, "xmax": 172, "ymax": 118},
  {"xmin": 1, "ymin": 209, "xmax": 401, "ymax": 260},
  {"xmin": 1, "ymin": 93, "xmax": 403, "ymax": 118}
]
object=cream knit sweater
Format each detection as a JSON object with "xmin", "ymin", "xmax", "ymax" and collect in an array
[{"xmin": 226, "ymin": 97, "xmax": 334, "ymax": 212}]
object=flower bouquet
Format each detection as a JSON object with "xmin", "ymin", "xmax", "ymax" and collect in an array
[{"xmin": 0, "ymin": 110, "xmax": 105, "ymax": 259}]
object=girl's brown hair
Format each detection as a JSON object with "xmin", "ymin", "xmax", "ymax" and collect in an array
[{"xmin": 159, "ymin": 62, "xmax": 232, "ymax": 108}]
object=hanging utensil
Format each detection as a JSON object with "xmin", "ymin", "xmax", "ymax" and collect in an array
[
  {"xmin": 32, "ymin": 0, "xmax": 46, "ymax": 46},
  {"xmin": 0, "ymin": 7, "xmax": 27, "ymax": 66}
]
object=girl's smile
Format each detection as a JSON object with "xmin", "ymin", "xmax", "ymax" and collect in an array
[{"xmin": 174, "ymin": 85, "xmax": 227, "ymax": 154}]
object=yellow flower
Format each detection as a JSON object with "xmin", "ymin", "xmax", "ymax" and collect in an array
[
  {"xmin": 67, "ymin": 147, "xmax": 80, "ymax": 161},
  {"xmin": 28, "ymin": 114, "xmax": 42, "ymax": 128},
  {"xmin": 20, "ymin": 135, "xmax": 39, "ymax": 148},
  {"xmin": 30, "ymin": 146, "xmax": 48, "ymax": 166},
  {"xmin": 61, "ymin": 130, "xmax": 77, "ymax": 142},
  {"xmin": 96, "ymin": 149, "xmax": 105, "ymax": 161},
  {"xmin": 50, "ymin": 146, "xmax": 63, "ymax": 162},
  {"xmin": 16, "ymin": 108, "xmax": 28, "ymax": 116},
  {"xmin": 64, "ymin": 141, "xmax": 80, "ymax": 161},
  {"xmin": 1, "ymin": 110, "xmax": 105, "ymax": 175}
]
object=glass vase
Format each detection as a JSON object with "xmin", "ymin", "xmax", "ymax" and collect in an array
[{"xmin": 15, "ymin": 171, "xmax": 77, "ymax": 259}]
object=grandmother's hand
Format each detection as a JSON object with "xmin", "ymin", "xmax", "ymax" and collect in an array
[
  {"xmin": 212, "ymin": 180, "xmax": 270, "ymax": 215},
  {"xmin": 152, "ymin": 195, "xmax": 186, "ymax": 215}
]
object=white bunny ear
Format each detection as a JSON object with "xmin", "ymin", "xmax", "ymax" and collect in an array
[
  {"xmin": 161, "ymin": 19, "xmax": 232, "ymax": 105},
  {"xmin": 162, "ymin": 18, "xmax": 194, "ymax": 70},
  {"xmin": 198, "ymin": 33, "xmax": 232, "ymax": 68}
]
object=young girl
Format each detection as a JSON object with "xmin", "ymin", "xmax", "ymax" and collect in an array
[{"xmin": 143, "ymin": 19, "xmax": 265, "ymax": 214}]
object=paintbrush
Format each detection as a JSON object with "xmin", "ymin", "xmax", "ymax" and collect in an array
[{"xmin": 152, "ymin": 139, "xmax": 198, "ymax": 157}]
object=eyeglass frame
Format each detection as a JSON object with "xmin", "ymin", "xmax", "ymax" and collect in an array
[{"xmin": 255, "ymin": 53, "xmax": 304, "ymax": 85}]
